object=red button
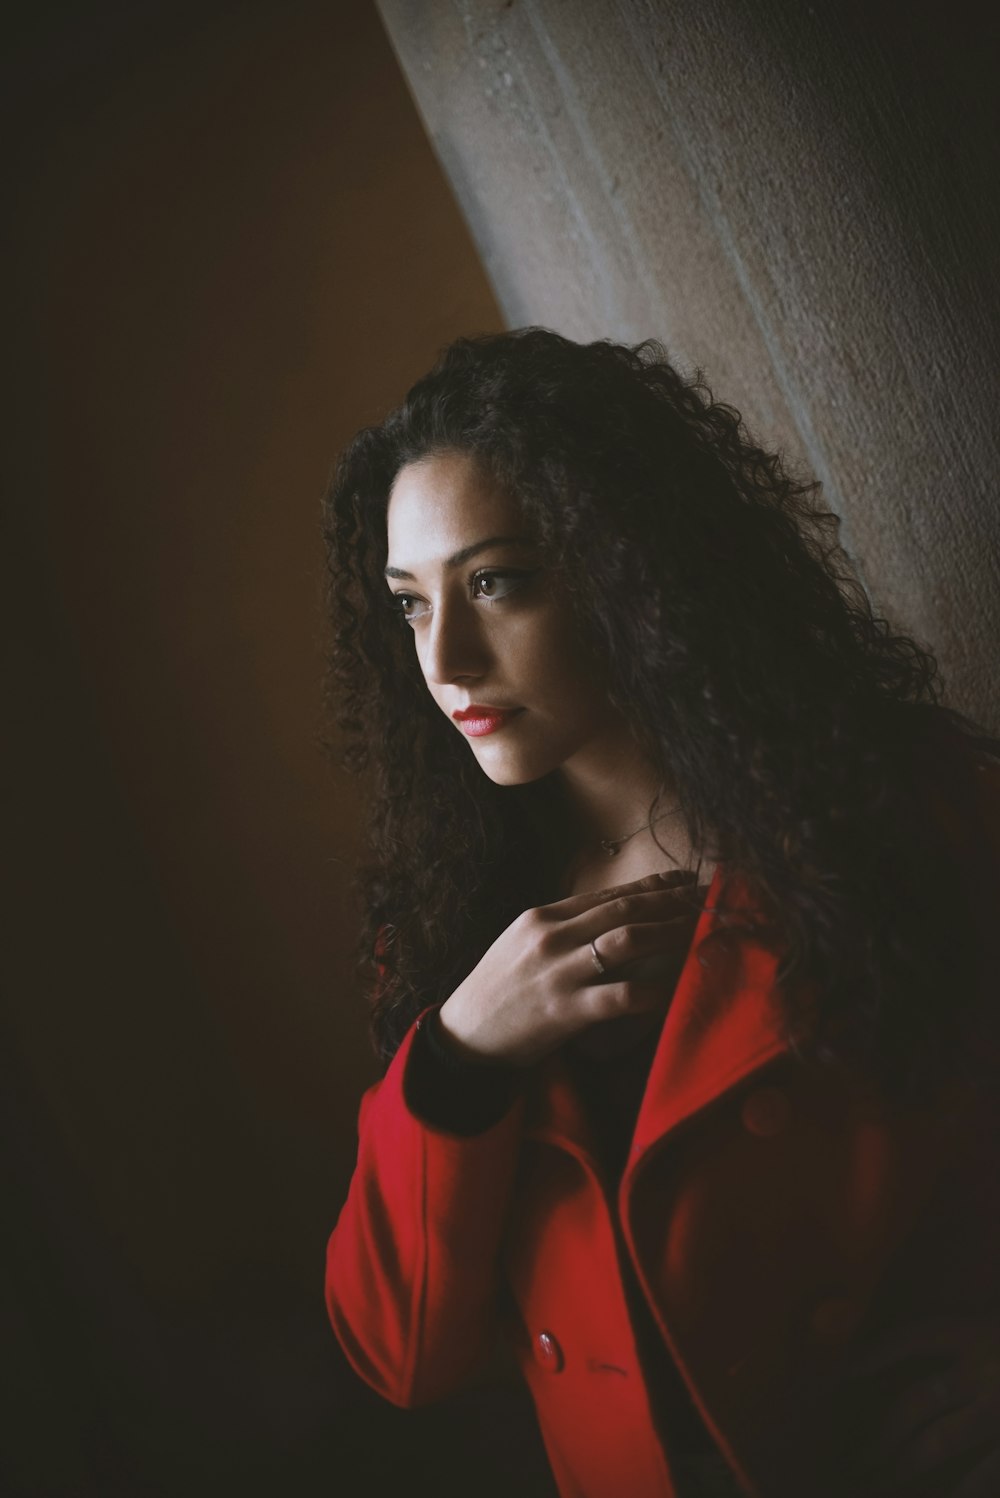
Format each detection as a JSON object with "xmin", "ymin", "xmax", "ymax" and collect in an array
[
  {"xmin": 740, "ymin": 1087, "xmax": 791, "ymax": 1137},
  {"xmin": 534, "ymin": 1330, "xmax": 564, "ymax": 1372}
]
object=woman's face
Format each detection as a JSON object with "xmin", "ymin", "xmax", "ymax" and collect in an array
[{"xmin": 385, "ymin": 449, "xmax": 625, "ymax": 787}]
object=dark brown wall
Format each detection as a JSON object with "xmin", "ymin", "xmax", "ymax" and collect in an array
[{"xmin": 4, "ymin": 4, "xmax": 554, "ymax": 1494}]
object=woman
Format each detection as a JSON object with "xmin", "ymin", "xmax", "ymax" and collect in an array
[{"xmin": 323, "ymin": 328, "xmax": 1000, "ymax": 1496}]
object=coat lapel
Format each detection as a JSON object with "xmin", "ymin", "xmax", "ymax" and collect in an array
[
  {"xmin": 523, "ymin": 865, "xmax": 793, "ymax": 1166},
  {"xmin": 630, "ymin": 866, "xmax": 792, "ymax": 1155}
]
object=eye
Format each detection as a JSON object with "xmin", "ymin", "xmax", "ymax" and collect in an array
[
  {"xmin": 386, "ymin": 568, "xmax": 537, "ymax": 626},
  {"xmin": 470, "ymin": 569, "xmax": 533, "ymax": 602},
  {"xmin": 387, "ymin": 592, "xmax": 429, "ymax": 623}
]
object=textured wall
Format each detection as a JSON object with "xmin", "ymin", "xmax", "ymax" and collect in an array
[{"xmin": 378, "ymin": 0, "xmax": 999, "ymax": 728}]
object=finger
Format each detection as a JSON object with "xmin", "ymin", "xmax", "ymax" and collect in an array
[
  {"xmin": 882, "ymin": 1398, "xmax": 998, "ymax": 1487},
  {"xmin": 566, "ymin": 887, "xmax": 708, "ymax": 956},
  {"xmin": 584, "ymin": 888, "xmax": 709, "ymax": 949},
  {"xmin": 578, "ymin": 977, "xmax": 677, "ymax": 1024},
  {"xmin": 587, "ymin": 912, "xmax": 702, "ymax": 975},
  {"xmin": 549, "ymin": 868, "xmax": 698, "ymax": 920}
]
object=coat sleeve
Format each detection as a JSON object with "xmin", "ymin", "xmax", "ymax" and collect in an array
[{"xmin": 325, "ymin": 1007, "xmax": 525, "ymax": 1408}]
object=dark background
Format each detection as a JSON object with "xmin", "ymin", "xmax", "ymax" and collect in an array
[{"xmin": 3, "ymin": 2, "xmax": 555, "ymax": 1493}]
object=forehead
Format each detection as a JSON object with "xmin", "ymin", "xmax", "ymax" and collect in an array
[{"xmin": 386, "ymin": 451, "xmax": 523, "ymax": 563}]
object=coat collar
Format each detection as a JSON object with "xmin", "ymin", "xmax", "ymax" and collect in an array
[{"xmin": 523, "ymin": 865, "xmax": 792, "ymax": 1165}]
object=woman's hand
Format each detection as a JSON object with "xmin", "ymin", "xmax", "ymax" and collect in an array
[
  {"xmin": 848, "ymin": 1316, "xmax": 1000, "ymax": 1496},
  {"xmin": 436, "ymin": 869, "xmax": 709, "ymax": 1068}
]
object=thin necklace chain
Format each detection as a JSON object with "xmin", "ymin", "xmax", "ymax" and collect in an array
[{"xmin": 599, "ymin": 805, "xmax": 683, "ymax": 857}]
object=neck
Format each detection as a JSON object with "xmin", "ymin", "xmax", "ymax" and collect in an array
[{"xmin": 544, "ymin": 723, "xmax": 678, "ymax": 862}]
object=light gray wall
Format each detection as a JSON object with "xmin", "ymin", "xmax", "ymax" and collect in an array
[{"xmin": 377, "ymin": 0, "xmax": 999, "ymax": 729}]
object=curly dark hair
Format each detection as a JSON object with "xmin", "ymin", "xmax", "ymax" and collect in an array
[{"xmin": 323, "ymin": 327, "xmax": 999, "ymax": 1097}]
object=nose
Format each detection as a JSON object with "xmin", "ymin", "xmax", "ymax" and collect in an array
[{"xmin": 421, "ymin": 592, "xmax": 490, "ymax": 686}]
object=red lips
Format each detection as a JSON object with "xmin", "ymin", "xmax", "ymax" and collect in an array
[
  {"xmin": 452, "ymin": 704, "xmax": 523, "ymax": 737},
  {"xmin": 452, "ymin": 703, "xmax": 516, "ymax": 720}
]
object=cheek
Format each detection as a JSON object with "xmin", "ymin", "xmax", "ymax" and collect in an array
[
  {"xmin": 533, "ymin": 614, "xmax": 602, "ymax": 693},
  {"xmin": 409, "ymin": 630, "xmax": 433, "ymax": 678},
  {"xmin": 416, "ymin": 654, "xmax": 445, "ymax": 703}
]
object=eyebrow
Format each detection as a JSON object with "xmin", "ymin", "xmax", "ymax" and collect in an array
[{"xmin": 384, "ymin": 535, "xmax": 535, "ymax": 580}]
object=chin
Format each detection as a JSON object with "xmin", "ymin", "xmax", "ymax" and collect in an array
[{"xmin": 468, "ymin": 745, "xmax": 559, "ymax": 787}]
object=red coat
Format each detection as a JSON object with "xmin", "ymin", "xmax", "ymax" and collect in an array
[{"xmin": 326, "ymin": 753, "xmax": 1000, "ymax": 1497}]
